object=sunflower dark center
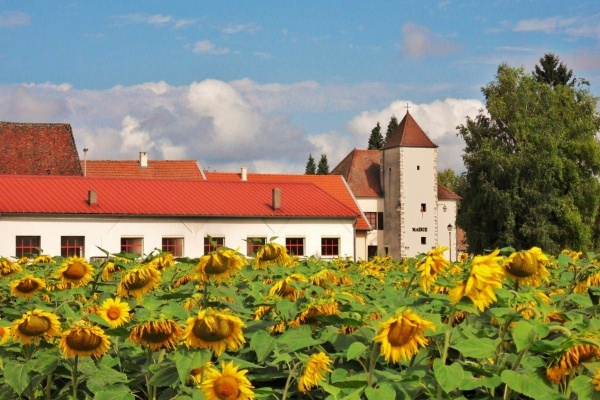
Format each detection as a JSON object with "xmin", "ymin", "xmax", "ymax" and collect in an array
[
  {"xmin": 140, "ymin": 328, "xmax": 173, "ymax": 343},
  {"xmin": 16, "ymin": 279, "xmax": 40, "ymax": 293},
  {"xmin": 123, "ymin": 272, "xmax": 152, "ymax": 290},
  {"xmin": 66, "ymin": 329, "xmax": 103, "ymax": 351},
  {"xmin": 18, "ymin": 315, "xmax": 50, "ymax": 336},
  {"xmin": 506, "ymin": 255, "xmax": 537, "ymax": 277},
  {"xmin": 387, "ymin": 320, "xmax": 417, "ymax": 346},
  {"xmin": 192, "ymin": 317, "xmax": 231, "ymax": 341},
  {"xmin": 63, "ymin": 262, "xmax": 87, "ymax": 280},
  {"xmin": 205, "ymin": 256, "xmax": 230, "ymax": 274},
  {"xmin": 213, "ymin": 376, "xmax": 240, "ymax": 400}
]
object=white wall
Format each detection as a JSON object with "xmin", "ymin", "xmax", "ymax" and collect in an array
[
  {"xmin": 0, "ymin": 215, "xmax": 355, "ymax": 260},
  {"xmin": 437, "ymin": 200, "xmax": 458, "ymax": 261}
]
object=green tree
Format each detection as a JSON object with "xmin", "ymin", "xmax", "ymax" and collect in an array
[
  {"xmin": 367, "ymin": 122, "xmax": 384, "ymax": 150},
  {"xmin": 457, "ymin": 63, "xmax": 600, "ymax": 254},
  {"xmin": 438, "ymin": 168, "xmax": 465, "ymax": 196},
  {"xmin": 317, "ymin": 154, "xmax": 330, "ymax": 175},
  {"xmin": 384, "ymin": 115, "xmax": 399, "ymax": 144},
  {"xmin": 305, "ymin": 154, "xmax": 316, "ymax": 174},
  {"xmin": 533, "ymin": 53, "xmax": 575, "ymax": 87}
]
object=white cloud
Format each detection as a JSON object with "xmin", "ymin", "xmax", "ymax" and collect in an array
[
  {"xmin": 189, "ymin": 40, "xmax": 230, "ymax": 55},
  {"xmin": 0, "ymin": 11, "xmax": 30, "ymax": 28},
  {"xmin": 514, "ymin": 15, "xmax": 600, "ymax": 40},
  {"xmin": 222, "ymin": 23, "xmax": 260, "ymax": 34},
  {"xmin": 401, "ymin": 23, "xmax": 457, "ymax": 59},
  {"xmin": 112, "ymin": 13, "xmax": 195, "ymax": 29},
  {"xmin": 120, "ymin": 115, "xmax": 154, "ymax": 152}
]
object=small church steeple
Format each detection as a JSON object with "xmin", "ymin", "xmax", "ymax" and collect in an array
[{"xmin": 382, "ymin": 111, "xmax": 438, "ymax": 149}]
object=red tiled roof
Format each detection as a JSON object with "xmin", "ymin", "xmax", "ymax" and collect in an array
[
  {"xmin": 0, "ymin": 121, "xmax": 83, "ymax": 176},
  {"xmin": 0, "ymin": 175, "xmax": 358, "ymax": 219},
  {"xmin": 438, "ymin": 183, "xmax": 461, "ymax": 200},
  {"xmin": 382, "ymin": 112, "xmax": 437, "ymax": 149},
  {"xmin": 83, "ymin": 160, "xmax": 204, "ymax": 179},
  {"xmin": 330, "ymin": 149, "xmax": 382, "ymax": 197},
  {"xmin": 331, "ymin": 149, "xmax": 460, "ymax": 200},
  {"xmin": 204, "ymin": 172, "xmax": 371, "ymax": 231}
]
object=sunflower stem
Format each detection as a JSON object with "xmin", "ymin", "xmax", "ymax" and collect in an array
[
  {"xmin": 44, "ymin": 373, "xmax": 53, "ymax": 400},
  {"xmin": 403, "ymin": 273, "xmax": 417, "ymax": 297},
  {"xmin": 367, "ymin": 342, "xmax": 379, "ymax": 387},
  {"xmin": 436, "ymin": 306, "xmax": 455, "ymax": 400},
  {"xmin": 202, "ymin": 281, "xmax": 210, "ymax": 308},
  {"xmin": 281, "ymin": 361, "xmax": 300, "ymax": 400},
  {"xmin": 72, "ymin": 355, "xmax": 79, "ymax": 400},
  {"xmin": 146, "ymin": 347, "xmax": 156, "ymax": 400}
]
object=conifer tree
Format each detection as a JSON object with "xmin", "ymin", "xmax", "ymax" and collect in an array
[
  {"xmin": 367, "ymin": 122, "xmax": 384, "ymax": 150},
  {"xmin": 384, "ymin": 115, "xmax": 399, "ymax": 144},
  {"xmin": 305, "ymin": 154, "xmax": 316, "ymax": 174},
  {"xmin": 316, "ymin": 154, "xmax": 329, "ymax": 175},
  {"xmin": 533, "ymin": 53, "xmax": 575, "ymax": 87}
]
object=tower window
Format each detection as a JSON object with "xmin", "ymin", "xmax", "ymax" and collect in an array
[
  {"xmin": 421, "ymin": 237, "xmax": 427, "ymax": 245},
  {"xmin": 417, "ymin": 165, "xmax": 420, "ymax": 170},
  {"xmin": 421, "ymin": 203, "xmax": 427, "ymax": 212}
]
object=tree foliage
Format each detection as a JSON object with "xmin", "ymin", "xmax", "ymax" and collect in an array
[
  {"xmin": 368, "ymin": 122, "xmax": 384, "ymax": 150},
  {"xmin": 438, "ymin": 168, "xmax": 465, "ymax": 196},
  {"xmin": 533, "ymin": 53, "xmax": 575, "ymax": 88},
  {"xmin": 317, "ymin": 154, "xmax": 330, "ymax": 175},
  {"xmin": 457, "ymin": 63, "xmax": 600, "ymax": 254},
  {"xmin": 305, "ymin": 154, "xmax": 316, "ymax": 174},
  {"xmin": 384, "ymin": 115, "xmax": 399, "ymax": 144}
]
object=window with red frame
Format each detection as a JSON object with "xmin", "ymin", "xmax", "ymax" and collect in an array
[
  {"xmin": 121, "ymin": 237, "xmax": 143, "ymax": 255},
  {"xmin": 162, "ymin": 238, "xmax": 183, "ymax": 257},
  {"xmin": 16, "ymin": 236, "xmax": 41, "ymax": 258},
  {"xmin": 61, "ymin": 236, "xmax": 84, "ymax": 257},
  {"xmin": 321, "ymin": 238, "xmax": 339, "ymax": 256},
  {"xmin": 246, "ymin": 237, "xmax": 266, "ymax": 256},
  {"xmin": 285, "ymin": 237, "xmax": 305, "ymax": 256},
  {"xmin": 204, "ymin": 236, "xmax": 225, "ymax": 254}
]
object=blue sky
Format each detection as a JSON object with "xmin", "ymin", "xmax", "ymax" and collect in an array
[{"xmin": 1, "ymin": 1, "xmax": 599, "ymax": 173}]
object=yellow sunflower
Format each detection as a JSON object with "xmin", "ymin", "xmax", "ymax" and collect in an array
[
  {"xmin": 289, "ymin": 298, "xmax": 340, "ymax": 328},
  {"xmin": 182, "ymin": 308, "xmax": 245, "ymax": 356},
  {"xmin": 0, "ymin": 257, "xmax": 22, "ymax": 277},
  {"xmin": 298, "ymin": 352, "xmax": 333, "ymax": 393},
  {"xmin": 33, "ymin": 254, "xmax": 53, "ymax": 264},
  {"xmin": 310, "ymin": 269, "xmax": 341, "ymax": 287},
  {"xmin": 268, "ymin": 274, "xmax": 308, "ymax": 301},
  {"xmin": 201, "ymin": 361, "xmax": 255, "ymax": 400},
  {"xmin": 59, "ymin": 324, "xmax": 110, "ymax": 358},
  {"xmin": 129, "ymin": 319, "xmax": 182, "ymax": 351},
  {"xmin": 146, "ymin": 252, "xmax": 175, "ymax": 271},
  {"xmin": 593, "ymin": 368, "xmax": 600, "ymax": 391},
  {"xmin": 97, "ymin": 297, "xmax": 131, "ymax": 328},
  {"xmin": 0, "ymin": 325, "xmax": 11, "ymax": 344},
  {"xmin": 255, "ymin": 242, "xmax": 291, "ymax": 269},
  {"xmin": 503, "ymin": 247, "xmax": 550, "ymax": 287},
  {"xmin": 416, "ymin": 246, "xmax": 450, "ymax": 292},
  {"xmin": 100, "ymin": 256, "xmax": 132, "ymax": 281},
  {"xmin": 374, "ymin": 309, "xmax": 435, "ymax": 363},
  {"xmin": 56, "ymin": 256, "xmax": 95, "ymax": 288},
  {"xmin": 16, "ymin": 256, "xmax": 30, "ymax": 265},
  {"xmin": 117, "ymin": 265, "xmax": 161, "ymax": 299},
  {"xmin": 12, "ymin": 309, "xmax": 61, "ymax": 344},
  {"xmin": 10, "ymin": 275, "xmax": 46, "ymax": 299},
  {"xmin": 188, "ymin": 362, "xmax": 213, "ymax": 385},
  {"xmin": 546, "ymin": 344, "xmax": 600, "ymax": 383},
  {"xmin": 449, "ymin": 249, "xmax": 505, "ymax": 312},
  {"xmin": 196, "ymin": 248, "xmax": 246, "ymax": 283}
]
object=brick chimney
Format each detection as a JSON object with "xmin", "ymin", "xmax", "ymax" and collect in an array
[
  {"xmin": 88, "ymin": 190, "xmax": 98, "ymax": 205},
  {"xmin": 272, "ymin": 188, "xmax": 281, "ymax": 210}
]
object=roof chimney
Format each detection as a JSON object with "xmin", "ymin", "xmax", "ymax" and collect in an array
[
  {"xmin": 241, "ymin": 167, "xmax": 247, "ymax": 181},
  {"xmin": 139, "ymin": 152, "xmax": 148, "ymax": 168},
  {"xmin": 272, "ymin": 188, "xmax": 281, "ymax": 210},
  {"xmin": 88, "ymin": 190, "xmax": 97, "ymax": 205}
]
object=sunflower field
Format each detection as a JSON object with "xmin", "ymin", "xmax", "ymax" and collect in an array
[{"xmin": 1, "ymin": 243, "xmax": 600, "ymax": 400}]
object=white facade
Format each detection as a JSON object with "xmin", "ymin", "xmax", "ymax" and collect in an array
[
  {"xmin": 437, "ymin": 200, "xmax": 458, "ymax": 261},
  {"xmin": 0, "ymin": 215, "xmax": 355, "ymax": 260}
]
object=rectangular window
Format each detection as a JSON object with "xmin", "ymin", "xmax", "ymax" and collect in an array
[
  {"xmin": 417, "ymin": 165, "xmax": 420, "ymax": 170},
  {"xmin": 204, "ymin": 236, "xmax": 225, "ymax": 254},
  {"xmin": 121, "ymin": 237, "xmax": 143, "ymax": 255},
  {"xmin": 365, "ymin": 212, "xmax": 384, "ymax": 230},
  {"xmin": 162, "ymin": 237, "xmax": 184, "ymax": 257},
  {"xmin": 367, "ymin": 245, "xmax": 378, "ymax": 259},
  {"xmin": 377, "ymin": 212, "xmax": 384, "ymax": 230},
  {"xmin": 421, "ymin": 237, "xmax": 427, "ymax": 245},
  {"xmin": 421, "ymin": 203, "xmax": 427, "ymax": 212},
  {"xmin": 286, "ymin": 238, "xmax": 305, "ymax": 256},
  {"xmin": 246, "ymin": 237, "xmax": 266, "ymax": 256},
  {"xmin": 16, "ymin": 236, "xmax": 41, "ymax": 258},
  {"xmin": 61, "ymin": 236, "xmax": 85, "ymax": 257},
  {"xmin": 321, "ymin": 238, "xmax": 339, "ymax": 256}
]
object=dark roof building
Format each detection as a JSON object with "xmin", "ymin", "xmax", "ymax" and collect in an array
[{"xmin": 0, "ymin": 121, "xmax": 83, "ymax": 176}]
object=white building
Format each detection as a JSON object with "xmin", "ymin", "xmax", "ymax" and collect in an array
[{"xmin": 331, "ymin": 112, "xmax": 461, "ymax": 260}]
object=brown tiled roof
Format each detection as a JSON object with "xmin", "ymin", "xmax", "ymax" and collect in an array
[
  {"xmin": 331, "ymin": 149, "xmax": 382, "ymax": 197},
  {"xmin": 331, "ymin": 148, "xmax": 460, "ymax": 200},
  {"xmin": 0, "ymin": 121, "xmax": 83, "ymax": 176},
  {"xmin": 83, "ymin": 160, "xmax": 204, "ymax": 179},
  {"xmin": 457, "ymin": 228, "xmax": 468, "ymax": 252},
  {"xmin": 382, "ymin": 112, "xmax": 437, "ymax": 149},
  {"xmin": 438, "ymin": 183, "xmax": 461, "ymax": 200}
]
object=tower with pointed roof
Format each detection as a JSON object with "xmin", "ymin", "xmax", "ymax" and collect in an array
[{"xmin": 381, "ymin": 111, "xmax": 439, "ymax": 259}]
